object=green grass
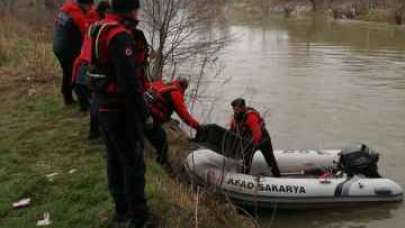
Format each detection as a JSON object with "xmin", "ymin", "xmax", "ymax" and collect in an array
[
  {"xmin": 0, "ymin": 94, "xmax": 112, "ymax": 227},
  {"xmin": 0, "ymin": 90, "xmax": 254, "ymax": 227},
  {"xmin": 0, "ymin": 14, "xmax": 254, "ymax": 228},
  {"xmin": 0, "ymin": 93, "xmax": 177, "ymax": 227}
]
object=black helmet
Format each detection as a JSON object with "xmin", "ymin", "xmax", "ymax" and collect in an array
[
  {"xmin": 177, "ymin": 78, "xmax": 189, "ymax": 90},
  {"xmin": 96, "ymin": 1, "xmax": 110, "ymax": 14},
  {"xmin": 109, "ymin": 0, "xmax": 140, "ymax": 13},
  {"xmin": 77, "ymin": 0, "xmax": 94, "ymax": 4},
  {"xmin": 231, "ymin": 98, "xmax": 246, "ymax": 108}
]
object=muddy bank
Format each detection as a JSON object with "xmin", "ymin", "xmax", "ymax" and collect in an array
[
  {"xmin": 144, "ymin": 121, "xmax": 257, "ymax": 227},
  {"xmin": 157, "ymin": 121, "xmax": 196, "ymax": 175}
]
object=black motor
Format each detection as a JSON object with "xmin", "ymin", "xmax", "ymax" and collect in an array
[{"xmin": 338, "ymin": 144, "xmax": 380, "ymax": 178}]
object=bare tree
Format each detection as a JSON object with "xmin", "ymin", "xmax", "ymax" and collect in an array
[{"xmin": 141, "ymin": 0, "xmax": 229, "ymax": 81}]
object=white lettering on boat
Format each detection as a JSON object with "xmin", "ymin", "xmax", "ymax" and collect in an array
[{"xmin": 227, "ymin": 178, "xmax": 306, "ymax": 194}]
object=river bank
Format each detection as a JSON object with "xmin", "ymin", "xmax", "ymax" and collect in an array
[{"xmin": 0, "ymin": 15, "xmax": 256, "ymax": 227}]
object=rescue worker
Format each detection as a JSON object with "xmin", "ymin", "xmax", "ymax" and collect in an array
[
  {"xmin": 53, "ymin": 0, "xmax": 94, "ymax": 105},
  {"xmin": 144, "ymin": 79, "xmax": 201, "ymax": 167},
  {"xmin": 87, "ymin": 0, "xmax": 150, "ymax": 226},
  {"xmin": 71, "ymin": 1, "xmax": 109, "ymax": 139},
  {"xmin": 72, "ymin": 0, "xmax": 109, "ymax": 111},
  {"xmin": 229, "ymin": 98, "xmax": 281, "ymax": 177}
]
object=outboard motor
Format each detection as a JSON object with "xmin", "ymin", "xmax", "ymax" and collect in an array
[{"xmin": 338, "ymin": 144, "xmax": 380, "ymax": 178}]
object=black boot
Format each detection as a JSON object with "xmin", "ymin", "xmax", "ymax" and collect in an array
[
  {"xmin": 63, "ymin": 94, "xmax": 74, "ymax": 106},
  {"xmin": 128, "ymin": 215, "xmax": 155, "ymax": 228}
]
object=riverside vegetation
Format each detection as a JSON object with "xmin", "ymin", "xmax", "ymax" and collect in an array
[{"xmin": 228, "ymin": 0, "xmax": 405, "ymax": 24}]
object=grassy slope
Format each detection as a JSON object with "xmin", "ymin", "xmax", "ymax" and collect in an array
[{"xmin": 0, "ymin": 17, "xmax": 254, "ymax": 228}]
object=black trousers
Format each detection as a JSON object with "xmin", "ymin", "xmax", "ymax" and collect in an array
[
  {"xmin": 73, "ymin": 63, "xmax": 91, "ymax": 111},
  {"xmin": 88, "ymin": 94, "xmax": 100, "ymax": 138},
  {"xmin": 144, "ymin": 124, "xmax": 168, "ymax": 166},
  {"xmin": 98, "ymin": 110, "xmax": 147, "ymax": 218},
  {"xmin": 73, "ymin": 84, "xmax": 91, "ymax": 112},
  {"xmin": 54, "ymin": 53, "xmax": 75, "ymax": 105},
  {"xmin": 243, "ymin": 130, "xmax": 281, "ymax": 177}
]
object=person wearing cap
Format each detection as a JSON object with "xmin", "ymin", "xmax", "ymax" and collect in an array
[
  {"xmin": 86, "ymin": 0, "xmax": 151, "ymax": 226},
  {"xmin": 144, "ymin": 78, "xmax": 201, "ymax": 168},
  {"xmin": 229, "ymin": 98, "xmax": 281, "ymax": 177},
  {"xmin": 53, "ymin": 0, "xmax": 94, "ymax": 105}
]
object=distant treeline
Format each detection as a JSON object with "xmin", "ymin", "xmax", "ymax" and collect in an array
[
  {"xmin": 1, "ymin": 0, "xmax": 405, "ymax": 25},
  {"xmin": 225, "ymin": 0, "xmax": 405, "ymax": 17},
  {"xmin": 285, "ymin": 0, "xmax": 404, "ymax": 11},
  {"xmin": 267, "ymin": 0, "xmax": 405, "ymax": 24}
]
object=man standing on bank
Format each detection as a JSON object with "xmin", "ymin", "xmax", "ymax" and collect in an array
[
  {"xmin": 229, "ymin": 98, "xmax": 281, "ymax": 177},
  {"xmin": 53, "ymin": 0, "xmax": 94, "ymax": 105},
  {"xmin": 87, "ymin": 0, "xmax": 150, "ymax": 226}
]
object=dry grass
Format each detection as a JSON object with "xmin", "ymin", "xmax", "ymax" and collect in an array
[{"xmin": 0, "ymin": 15, "xmax": 59, "ymax": 104}]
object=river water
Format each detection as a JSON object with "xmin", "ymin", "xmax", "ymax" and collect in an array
[{"xmin": 193, "ymin": 15, "xmax": 405, "ymax": 228}]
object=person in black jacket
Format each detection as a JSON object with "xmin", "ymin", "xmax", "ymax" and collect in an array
[{"xmin": 86, "ymin": 0, "xmax": 151, "ymax": 226}]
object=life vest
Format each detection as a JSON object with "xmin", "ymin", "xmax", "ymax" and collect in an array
[
  {"xmin": 71, "ymin": 7, "xmax": 105, "ymax": 84},
  {"xmin": 144, "ymin": 81, "xmax": 179, "ymax": 122},
  {"xmin": 86, "ymin": 6, "xmax": 101, "ymax": 26},
  {"xmin": 72, "ymin": 33, "xmax": 92, "ymax": 83},
  {"xmin": 231, "ymin": 107, "xmax": 265, "ymax": 140},
  {"xmin": 59, "ymin": 0, "xmax": 89, "ymax": 36},
  {"xmin": 87, "ymin": 14, "xmax": 148, "ymax": 94}
]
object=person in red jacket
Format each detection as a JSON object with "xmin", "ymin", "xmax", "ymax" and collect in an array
[
  {"xmin": 72, "ymin": 1, "xmax": 108, "ymax": 110},
  {"xmin": 229, "ymin": 98, "xmax": 281, "ymax": 177},
  {"xmin": 53, "ymin": 0, "xmax": 93, "ymax": 105},
  {"xmin": 144, "ymin": 78, "xmax": 200, "ymax": 166},
  {"xmin": 71, "ymin": 1, "xmax": 109, "ymax": 139}
]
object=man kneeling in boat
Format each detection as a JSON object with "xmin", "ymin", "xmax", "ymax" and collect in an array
[{"xmin": 229, "ymin": 98, "xmax": 281, "ymax": 177}]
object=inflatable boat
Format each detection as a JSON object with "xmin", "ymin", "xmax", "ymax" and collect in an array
[
  {"xmin": 185, "ymin": 125, "xmax": 403, "ymax": 208},
  {"xmin": 185, "ymin": 148, "xmax": 403, "ymax": 208}
]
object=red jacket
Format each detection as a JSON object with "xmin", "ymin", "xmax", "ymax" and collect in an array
[
  {"xmin": 71, "ymin": 5, "xmax": 102, "ymax": 83},
  {"xmin": 60, "ymin": 0, "xmax": 90, "ymax": 37},
  {"xmin": 86, "ymin": 6, "xmax": 101, "ymax": 26},
  {"xmin": 230, "ymin": 108, "xmax": 264, "ymax": 145},
  {"xmin": 148, "ymin": 80, "xmax": 200, "ymax": 129},
  {"xmin": 71, "ymin": 34, "xmax": 92, "ymax": 83}
]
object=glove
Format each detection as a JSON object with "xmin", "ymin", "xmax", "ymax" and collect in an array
[
  {"xmin": 145, "ymin": 116, "xmax": 154, "ymax": 130},
  {"xmin": 192, "ymin": 124, "xmax": 208, "ymax": 142}
]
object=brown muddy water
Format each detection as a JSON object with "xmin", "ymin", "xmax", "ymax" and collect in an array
[{"xmin": 192, "ymin": 15, "xmax": 405, "ymax": 228}]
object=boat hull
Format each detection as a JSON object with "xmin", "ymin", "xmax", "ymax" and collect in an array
[{"xmin": 185, "ymin": 149, "xmax": 403, "ymax": 208}]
